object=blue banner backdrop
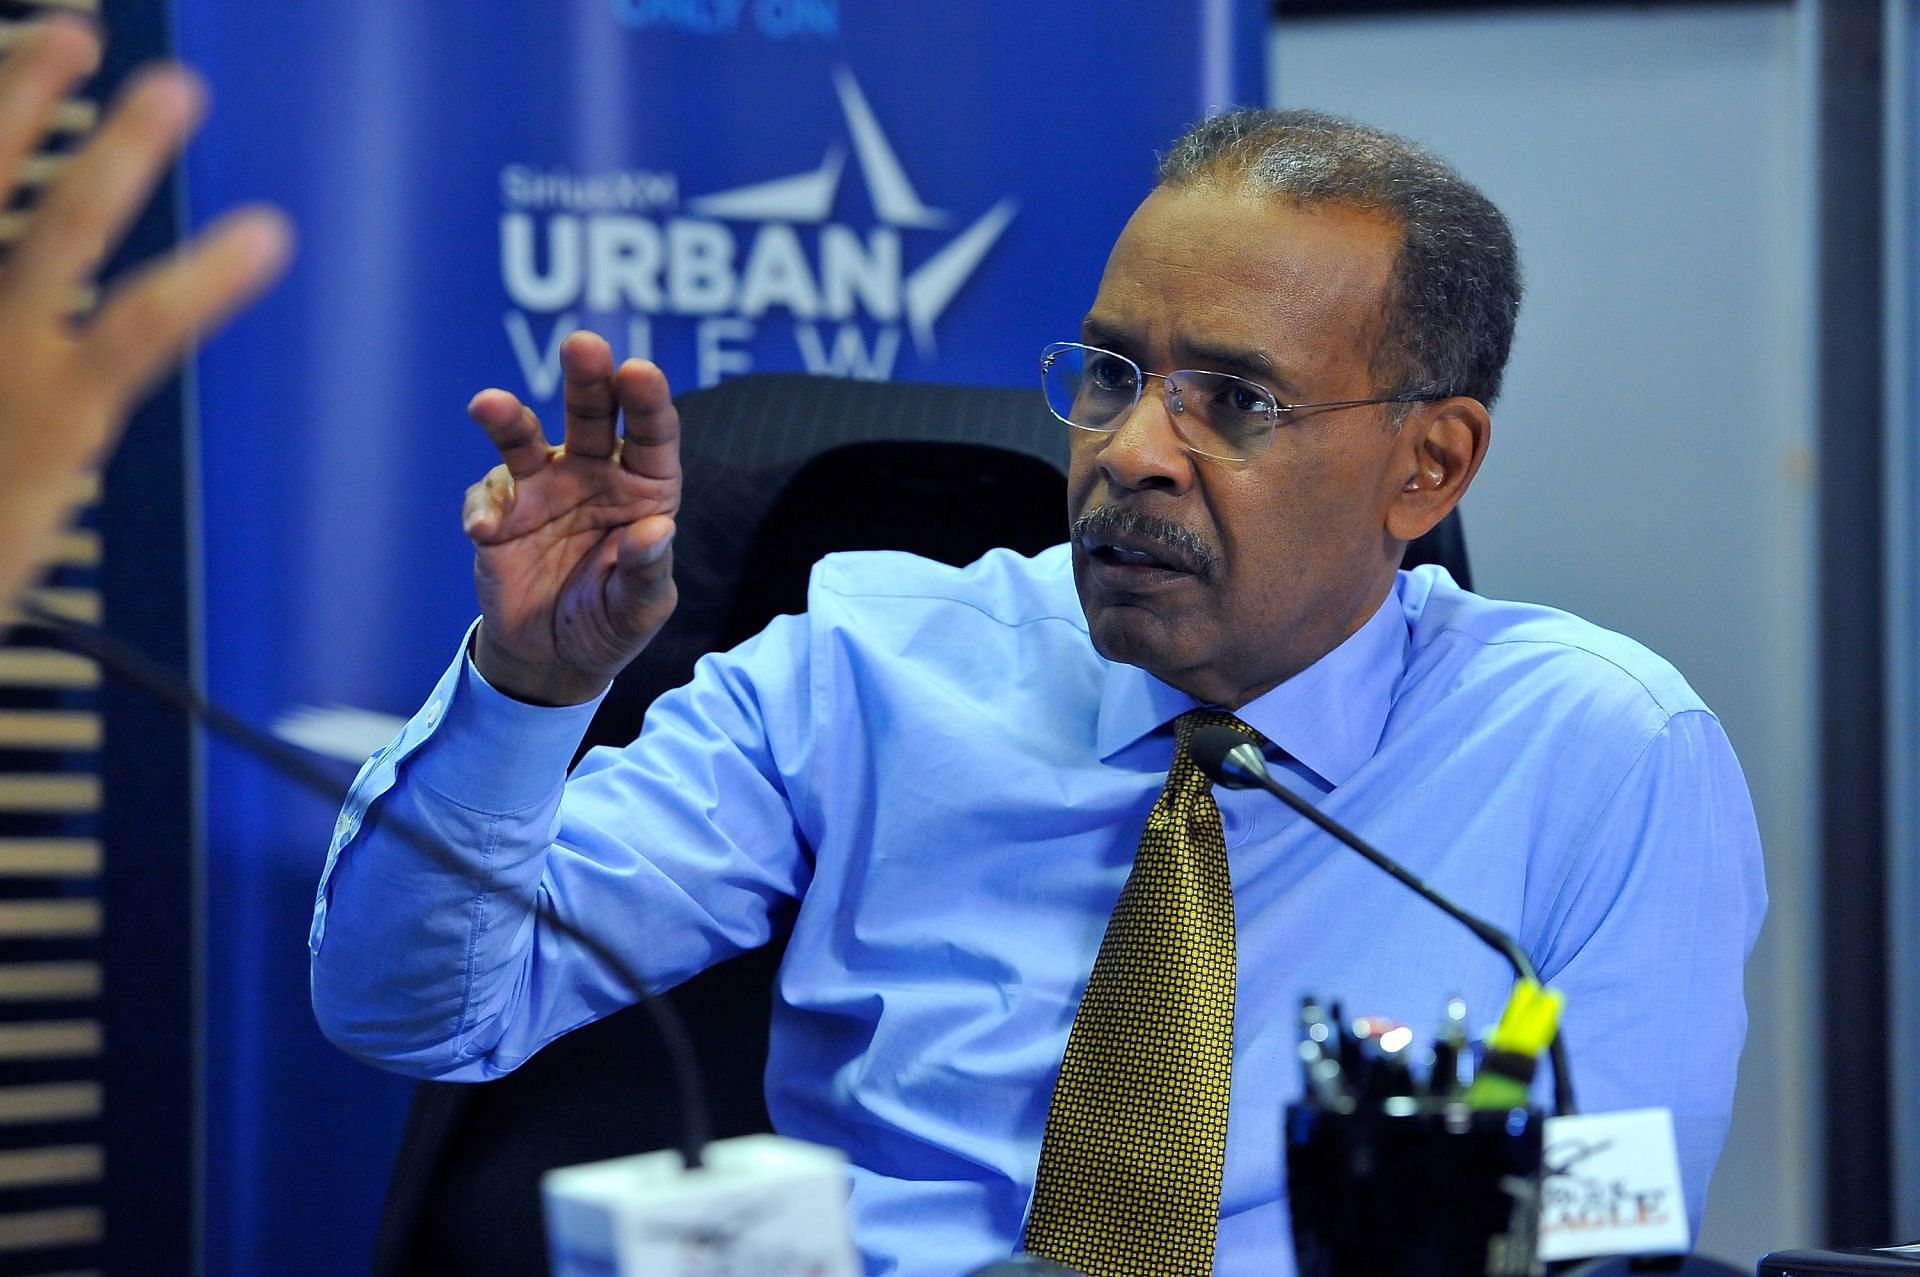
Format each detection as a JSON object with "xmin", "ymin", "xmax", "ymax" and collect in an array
[{"xmin": 174, "ymin": 3, "xmax": 1264, "ymax": 1271}]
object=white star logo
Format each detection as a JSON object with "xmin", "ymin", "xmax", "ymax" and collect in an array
[{"xmin": 683, "ymin": 68, "xmax": 1017, "ymax": 355}]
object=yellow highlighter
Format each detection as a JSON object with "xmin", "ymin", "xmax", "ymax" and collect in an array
[{"xmin": 1463, "ymin": 979, "xmax": 1564, "ymax": 1110}]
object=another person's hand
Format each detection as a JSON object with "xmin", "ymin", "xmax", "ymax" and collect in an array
[
  {"xmin": 0, "ymin": 17, "xmax": 291, "ymax": 614},
  {"xmin": 464, "ymin": 331, "xmax": 682, "ymax": 706}
]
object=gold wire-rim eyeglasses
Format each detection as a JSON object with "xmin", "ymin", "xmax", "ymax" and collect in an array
[{"xmin": 1039, "ymin": 341, "xmax": 1442, "ymax": 461}]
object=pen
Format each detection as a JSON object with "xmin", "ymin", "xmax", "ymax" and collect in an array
[{"xmin": 1428, "ymin": 994, "xmax": 1468, "ymax": 1100}]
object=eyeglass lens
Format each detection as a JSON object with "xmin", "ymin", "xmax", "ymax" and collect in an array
[{"xmin": 1040, "ymin": 344, "xmax": 1277, "ymax": 461}]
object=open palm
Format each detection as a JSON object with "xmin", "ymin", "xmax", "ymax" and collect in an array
[{"xmin": 464, "ymin": 331, "xmax": 681, "ymax": 706}]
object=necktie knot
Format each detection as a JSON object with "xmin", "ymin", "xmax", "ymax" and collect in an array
[{"xmin": 1167, "ymin": 708, "xmax": 1262, "ymax": 798}]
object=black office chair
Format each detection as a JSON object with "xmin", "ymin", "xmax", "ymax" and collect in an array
[{"xmin": 370, "ymin": 372, "xmax": 1473, "ymax": 1277}]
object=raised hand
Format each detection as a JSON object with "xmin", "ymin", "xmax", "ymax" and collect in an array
[
  {"xmin": 0, "ymin": 16, "xmax": 291, "ymax": 614},
  {"xmin": 464, "ymin": 331, "xmax": 682, "ymax": 706}
]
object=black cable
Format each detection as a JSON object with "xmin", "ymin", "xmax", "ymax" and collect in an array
[{"xmin": 21, "ymin": 601, "xmax": 714, "ymax": 1169}]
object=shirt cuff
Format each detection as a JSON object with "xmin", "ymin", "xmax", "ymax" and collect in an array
[{"xmin": 404, "ymin": 621, "xmax": 613, "ymax": 815}]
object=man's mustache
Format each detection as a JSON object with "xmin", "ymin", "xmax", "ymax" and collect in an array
[{"xmin": 1070, "ymin": 505, "xmax": 1218, "ymax": 578}]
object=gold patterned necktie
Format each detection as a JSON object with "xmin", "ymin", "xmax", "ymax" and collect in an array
[{"xmin": 1022, "ymin": 708, "xmax": 1260, "ymax": 1277}]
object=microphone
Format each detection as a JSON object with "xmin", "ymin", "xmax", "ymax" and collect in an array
[{"xmin": 1190, "ymin": 724, "xmax": 1576, "ymax": 1115}]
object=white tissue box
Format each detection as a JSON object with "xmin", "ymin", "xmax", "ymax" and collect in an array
[{"xmin": 543, "ymin": 1132, "xmax": 861, "ymax": 1277}]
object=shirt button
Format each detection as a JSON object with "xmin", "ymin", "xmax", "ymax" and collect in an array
[{"xmin": 425, "ymin": 699, "xmax": 443, "ymax": 727}]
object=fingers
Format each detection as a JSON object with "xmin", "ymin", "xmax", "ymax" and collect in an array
[
  {"xmin": 613, "ymin": 357, "xmax": 681, "ymax": 483},
  {"xmin": 559, "ymin": 331, "xmax": 618, "ymax": 459},
  {"xmin": 461, "ymin": 465, "xmax": 515, "ymax": 542},
  {"xmin": 467, "ymin": 387, "xmax": 552, "ymax": 479},
  {"xmin": 0, "ymin": 63, "xmax": 203, "ymax": 314},
  {"xmin": 0, "ymin": 17, "xmax": 99, "ymax": 211},
  {"xmin": 476, "ymin": 336, "xmax": 676, "ymax": 492},
  {"xmin": 79, "ymin": 204, "xmax": 291, "ymax": 408}
]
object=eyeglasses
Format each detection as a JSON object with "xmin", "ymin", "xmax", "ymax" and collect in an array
[{"xmin": 1039, "ymin": 341, "xmax": 1439, "ymax": 462}]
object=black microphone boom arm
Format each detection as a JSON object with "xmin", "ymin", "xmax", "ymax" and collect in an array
[{"xmin": 1189, "ymin": 724, "xmax": 1576, "ymax": 1115}]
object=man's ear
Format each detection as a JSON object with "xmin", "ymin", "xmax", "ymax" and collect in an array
[{"xmin": 1386, "ymin": 396, "xmax": 1491, "ymax": 543}]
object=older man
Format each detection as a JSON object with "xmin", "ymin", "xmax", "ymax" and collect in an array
[{"xmin": 312, "ymin": 110, "xmax": 1764, "ymax": 1277}]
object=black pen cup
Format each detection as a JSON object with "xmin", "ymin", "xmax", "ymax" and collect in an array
[{"xmin": 1286, "ymin": 1101, "xmax": 1545, "ymax": 1277}]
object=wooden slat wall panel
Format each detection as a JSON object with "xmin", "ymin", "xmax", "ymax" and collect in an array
[
  {"xmin": 0, "ymin": 655, "xmax": 95, "ymax": 692},
  {"xmin": 11, "ymin": 153, "xmax": 66, "ymax": 187},
  {"xmin": 0, "ymin": 10, "xmax": 109, "ymax": 1269},
  {"xmin": 0, "ymin": 1210, "xmax": 101, "ymax": 1253},
  {"xmin": 0, "ymin": 780, "xmax": 99, "ymax": 816},
  {"xmin": 46, "ymin": 99, "xmax": 96, "ymax": 133},
  {"xmin": 0, "ymin": 1147, "xmax": 100, "ymax": 1191},
  {"xmin": 0, "ymin": 905, "xmax": 98, "ymax": 941},
  {"xmin": 0, "ymin": 966, "xmax": 100, "ymax": 1003},
  {"xmin": 0, "ymin": 590, "xmax": 100, "ymax": 630},
  {"xmin": 0, "ymin": 1084, "xmax": 100, "ymax": 1126},
  {"xmin": 0, "ymin": 846, "xmax": 97, "ymax": 878},
  {"xmin": 42, "ymin": 534, "xmax": 96, "ymax": 572},
  {"xmin": 0, "ymin": 1025, "xmax": 101, "ymax": 1063},
  {"xmin": 0, "ymin": 716, "xmax": 99, "ymax": 752}
]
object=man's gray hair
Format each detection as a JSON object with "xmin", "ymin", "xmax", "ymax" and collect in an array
[{"xmin": 1158, "ymin": 108, "xmax": 1521, "ymax": 409}]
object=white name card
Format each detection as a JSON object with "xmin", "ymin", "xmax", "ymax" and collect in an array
[{"xmin": 1538, "ymin": 1107, "xmax": 1691, "ymax": 1262}]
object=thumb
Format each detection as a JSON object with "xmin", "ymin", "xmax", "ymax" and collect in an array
[{"xmin": 607, "ymin": 514, "xmax": 677, "ymax": 628}]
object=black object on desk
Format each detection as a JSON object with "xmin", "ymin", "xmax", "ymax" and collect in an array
[
  {"xmin": 1550, "ymin": 1257, "xmax": 1745, "ymax": 1274},
  {"xmin": 1287, "ymin": 1102, "xmax": 1545, "ymax": 1277},
  {"xmin": 1759, "ymin": 1244, "xmax": 1920, "ymax": 1274}
]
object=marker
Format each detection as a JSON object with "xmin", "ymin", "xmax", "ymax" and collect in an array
[{"xmin": 1464, "ymin": 979, "xmax": 1563, "ymax": 1110}]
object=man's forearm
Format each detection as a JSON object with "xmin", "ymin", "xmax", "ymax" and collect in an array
[{"xmin": 308, "ymin": 632, "xmax": 603, "ymax": 1079}]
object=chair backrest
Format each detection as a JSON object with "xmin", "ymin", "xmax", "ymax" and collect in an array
[
  {"xmin": 373, "ymin": 372, "xmax": 1475, "ymax": 1277},
  {"xmin": 721, "ymin": 439, "xmax": 1068, "ymax": 646},
  {"xmin": 582, "ymin": 374, "xmax": 1065, "ymax": 751}
]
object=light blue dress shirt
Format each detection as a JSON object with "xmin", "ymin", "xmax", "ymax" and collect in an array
[{"xmin": 311, "ymin": 546, "xmax": 1766, "ymax": 1277}]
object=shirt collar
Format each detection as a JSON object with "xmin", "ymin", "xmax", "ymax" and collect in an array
[{"xmin": 1093, "ymin": 585, "xmax": 1410, "ymax": 789}]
